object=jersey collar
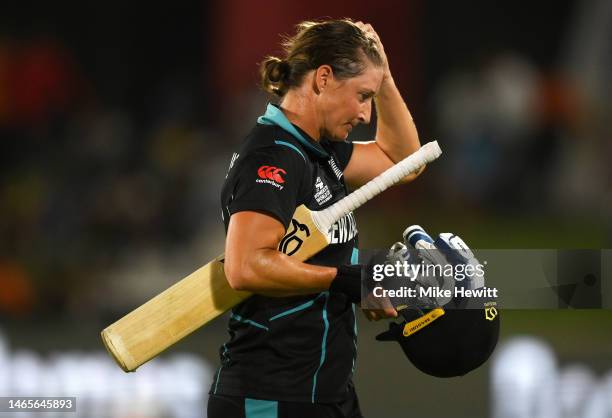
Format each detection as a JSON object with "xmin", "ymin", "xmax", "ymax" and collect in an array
[{"xmin": 257, "ymin": 103, "xmax": 329, "ymax": 159}]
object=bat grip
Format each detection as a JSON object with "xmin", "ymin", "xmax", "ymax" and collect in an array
[{"xmin": 315, "ymin": 141, "xmax": 442, "ymax": 229}]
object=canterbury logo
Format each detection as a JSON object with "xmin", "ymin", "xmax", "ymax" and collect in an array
[{"xmin": 257, "ymin": 166, "xmax": 286, "ymax": 183}]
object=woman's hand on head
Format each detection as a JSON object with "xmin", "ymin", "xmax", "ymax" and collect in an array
[{"xmin": 354, "ymin": 21, "xmax": 391, "ymax": 81}]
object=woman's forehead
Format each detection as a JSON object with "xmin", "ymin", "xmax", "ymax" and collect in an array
[{"xmin": 345, "ymin": 65, "xmax": 384, "ymax": 91}]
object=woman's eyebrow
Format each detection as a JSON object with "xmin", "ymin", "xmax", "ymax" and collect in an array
[{"xmin": 359, "ymin": 90, "xmax": 376, "ymax": 98}]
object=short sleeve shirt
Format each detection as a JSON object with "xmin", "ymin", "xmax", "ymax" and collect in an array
[{"xmin": 213, "ymin": 104, "xmax": 360, "ymax": 403}]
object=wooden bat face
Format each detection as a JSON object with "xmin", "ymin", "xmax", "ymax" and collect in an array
[
  {"xmin": 102, "ymin": 254, "xmax": 248, "ymax": 372},
  {"xmin": 102, "ymin": 204, "xmax": 331, "ymax": 372}
]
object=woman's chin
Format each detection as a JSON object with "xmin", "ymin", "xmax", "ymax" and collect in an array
[{"xmin": 336, "ymin": 128, "xmax": 351, "ymax": 140}]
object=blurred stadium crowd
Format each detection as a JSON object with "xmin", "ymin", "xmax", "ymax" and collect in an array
[
  {"xmin": 1, "ymin": 0, "xmax": 608, "ymax": 320},
  {"xmin": 0, "ymin": 3, "xmax": 227, "ymax": 319},
  {"xmin": 0, "ymin": 1, "xmax": 610, "ymax": 417}
]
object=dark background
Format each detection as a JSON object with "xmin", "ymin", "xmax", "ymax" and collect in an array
[{"xmin": 0, "ymin": 1, "xmax": 610, "ymax": 417}]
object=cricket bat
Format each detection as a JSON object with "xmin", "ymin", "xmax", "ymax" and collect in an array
[{"xmin": 101, "ymin": 141, "xmax": 442, "ymax": 372}]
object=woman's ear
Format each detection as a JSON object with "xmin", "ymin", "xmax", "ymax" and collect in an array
[{"xmin": 314, "ymin": 65, "xmax": 333, "ymax": 94}]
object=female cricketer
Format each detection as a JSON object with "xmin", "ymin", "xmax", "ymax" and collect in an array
[{"xmin": 208, "ymin": 19, "xmax": 424, "ymax": 418}]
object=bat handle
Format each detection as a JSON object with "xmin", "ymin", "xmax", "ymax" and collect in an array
[{"xmin": 314, "ymin": 141, "xmax": 442, "ymax": 230}]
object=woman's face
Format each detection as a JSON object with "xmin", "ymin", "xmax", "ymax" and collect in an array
[{"xmin": 317, "ymin": 63, "xmax": 384, "ymax": 141}]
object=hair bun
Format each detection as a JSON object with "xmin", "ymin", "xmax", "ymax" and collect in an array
[{"xmin": 267, "ymin": 58, "xmax": 290, "ymax": 83}]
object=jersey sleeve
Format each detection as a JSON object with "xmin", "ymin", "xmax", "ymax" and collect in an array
[
  {"xmin": 227, "ymin": 146, "xmax": 306, "ymax": 229},
  {"xmin": 327, "ymin": 140, "xmax": 354, "ymax": 171}
]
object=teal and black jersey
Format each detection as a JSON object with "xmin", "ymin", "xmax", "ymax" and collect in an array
[{"xmin": 212, "ymin": 103, "xmax": 360, "ymax": 403}]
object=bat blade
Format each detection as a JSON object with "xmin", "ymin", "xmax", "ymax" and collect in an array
[
  {"xmin": 101, "ymin": 255, "xmax": 247, "ymax": 371},
  {"xmin": 101, "ymin": 205, "xmax": 327, "ymax": 372},
  {"xmin": 102, "ymin": 141, "xmax": 442, "ymax": 372}
]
